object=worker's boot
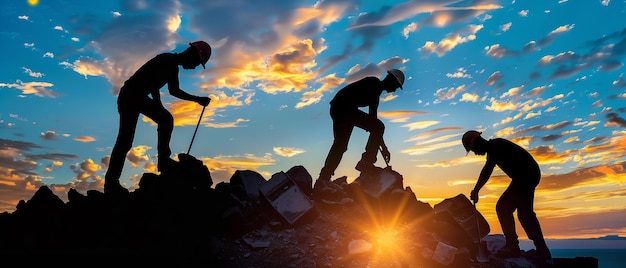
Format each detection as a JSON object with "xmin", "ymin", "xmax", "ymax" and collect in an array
[
  {"xmin": 355, "ymin": 159, "xmax": 376, "ymax": 173},
  {"xmin": 497, "ymin": 239, "xmax": 521, "ymax": 258},
  {"xmin": 104, "ymin": 180, "xmax": 129, "ymax": 196},
  {"xmin": 313, "ymin": 179, "xmax": 349, "ymax": 203},
  {"xmin": 158, "ymin": 157, "xmax": 177, "ymax": 173},
  {"xmin": 534, "ymin": 240, "xmax": 554, "ymax": 266}
]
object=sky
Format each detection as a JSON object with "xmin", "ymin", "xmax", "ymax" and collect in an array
[{"xmin": 1, "ymin": 0, "xmax": 625, "ymax": 240}]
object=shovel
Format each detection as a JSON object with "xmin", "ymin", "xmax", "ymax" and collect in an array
[{"xmin": 474, "ymin": 202, "xmax": 490, "ymax": 263}]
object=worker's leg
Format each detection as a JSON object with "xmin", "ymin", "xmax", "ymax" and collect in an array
[
  {"xmin": 353, "ymin": 110, "xmax": 384, "ymax": 166},
  {"xmin": 319, "ymin": 114, "xmax": 354, "ymax": 181},
  {"xmin": 142, "ymin": 100, "xmax": 174, "ymax": 160},
  {"xmin": 104, "ymin": 96, "xmax": 141, "ymax": 194},
  {"xmin": 496, "ymin": 183, "xmax": 521, "ymax": 257},
  {"xmin": 517, "ymin": 184, "xmax": 551, "ymax": 260}
]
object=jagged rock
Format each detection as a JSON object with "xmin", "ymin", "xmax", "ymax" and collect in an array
[
  {"xmin": 348, "ymin": 239, "xmax": 373, "ymax": 254},
  {"xmin": 286, "ymin": 165, "xmax": 313, "ymax": 196},
  {"xmin": 67, "ymin": 188, "xmax": 85, "ymax": 202},
  {"xmin": 229, "ymin": 169, "xmax": 266, "ymax": 203},
  {"xmin": 177, "ymin": 152, "xmax": 213, "ymax": 188},
  {"xmin": 14, "ymin": 185, "xmax": 65, "ymax": 215}
]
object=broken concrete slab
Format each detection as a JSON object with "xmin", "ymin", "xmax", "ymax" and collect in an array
[
  {"xmin": 260, "ymin": 171, "xmax": 316, "ymax": 225},
  {"xmin": 433, "ymin": 193, "xmax": 490, "ymax": 245},
  {"xmin": 432, "ymin": 241, "xmax": 459, "ymax": 266},
  {"xmin": 352, "ymin": 166, "xmax": 403, "ymax": 199}
]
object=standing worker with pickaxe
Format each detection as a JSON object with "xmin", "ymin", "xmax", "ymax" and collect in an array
[
  {"xmin": 104, "ymin": 41, "xmax": 212, "ymax": 196},
  {"xmin": 313, "ymin": 69, "xmax": 405, "ymax": 200}
]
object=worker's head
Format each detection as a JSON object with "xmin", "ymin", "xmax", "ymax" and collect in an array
[
  {"xmin": 189, "ymin": 41, "xmax": 211, "ymax": 69},
  {"xmin": 383, "ymin": 69, "xmax": 404, "ymax": 93},
  {"xmin": 462, "ymin": 130, "xmax": 484, "ymax": 155}
]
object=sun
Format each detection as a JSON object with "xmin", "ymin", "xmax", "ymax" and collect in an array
[{"xmin": 27, "ymin": 0, "xmax": 39, "ymax": 6}]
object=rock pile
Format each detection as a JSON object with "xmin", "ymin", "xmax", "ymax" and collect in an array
[{"xmin": 0, "ymin": 154, "xmax": 598, "ymax": 267}]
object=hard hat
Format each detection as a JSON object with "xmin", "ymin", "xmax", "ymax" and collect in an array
[
  {"xmin": 387, "ymin": 69, "xmax": 405, "ymax": 89},
  {"xmin": 462, "ymin": 130, "xmax": 482, "ymax": 153},
  {"xmin": 189, "ymin": 41, "xmax": 211, "ymax": 69}
]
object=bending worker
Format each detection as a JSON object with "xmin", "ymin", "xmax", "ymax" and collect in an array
[{"xmin": 462, "ymin": 130, "xmax": 552, "ymax": 264}]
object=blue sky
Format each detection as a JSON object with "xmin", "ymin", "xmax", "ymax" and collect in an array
[{"xmin": 1, "ymin": 0, "xmax": 625, "ymax": 239}]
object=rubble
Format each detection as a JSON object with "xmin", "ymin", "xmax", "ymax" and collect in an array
[{"xmin": 0, "ymin": 154, "xmax": 598, "ymax": 267}]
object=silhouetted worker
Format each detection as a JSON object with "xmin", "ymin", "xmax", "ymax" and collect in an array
[
  {"xmin": 314, "ymin": 69, "xmax": 405, "ymax": 197},
  {"xmin": 104, "ymin": 41, "xmax": 212, "ymax": 196},
  {"xmin": 462, "ymin": 130, "xmax": 552, "ymax": 264}
]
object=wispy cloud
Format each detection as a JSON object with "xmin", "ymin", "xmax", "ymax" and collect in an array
[
  {"xmin": 273, "ymin": 147, "xmax": 306, "ymax": 157},
  {"xmin": 0, "ymin": 81, "xmax": 60, "ymax": 98}
]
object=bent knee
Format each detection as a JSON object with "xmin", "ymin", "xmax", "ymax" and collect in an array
[
  {"xmin": 164, "ymin": 113, "xmax": 174, "ymax": 125},
  {"xmin": 371, "ymin": 119, "xmax": 385, "ymax": 134},
  {"xmin": 496, "ymin": 202, "xmax": 515, "ymax": 214},
  {"xmin": 157, "ymin": 114, "xmax": 174, "ymax": 129}
]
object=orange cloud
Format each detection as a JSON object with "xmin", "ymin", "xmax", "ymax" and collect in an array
[
  {"xmin": 295, "ymin": 73, "xmax": 345, "ymax": 109},
  {"xmin": 198, "ymin": 154, "xmax": 276, "ymax": 183},
  {"xmin": 75, "ymin": 136, "xmax": 96, "ymax": 142},
  {"xmin": 126, "ymin": 145, "xmax": 151, "ymax": 168},
  {"xmin": 379, "ymin": 110, "xmax": 428, "ymax": 120},
  {"xmin": 539, "ymin": 161, "xmax": 626, "ymax": 191},
  {"xmin": 485, "ymin": 97, "xmax": 519, "ymax": 112},
  {"xmin": 419, "ymin": 25, "xmax": 483, "ymax": 58}
]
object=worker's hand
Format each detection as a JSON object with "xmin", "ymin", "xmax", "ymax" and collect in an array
[
  {"xmin": 197, "ymin": 96, "xmax": 211, "ymax": 107},
  {"xmin": 470, "ymin": 189, "xmax": 479, "ymax": 204},
  {"xmin": 380, "ymin": 146, "xmax": 391, "ymax": 164}
]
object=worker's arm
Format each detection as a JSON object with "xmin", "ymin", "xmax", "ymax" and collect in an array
[
  {"xmin": 167, "ymin": 72, "xmax": 210, "ymax": 106},
  {"xmin": 471, "ymin": 159, "xmax": 495, "ymax": 203}
]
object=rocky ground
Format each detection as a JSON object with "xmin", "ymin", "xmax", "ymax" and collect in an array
[{"xmin": 0, "ymin": 157, "xmax": 598, "ymax": 267}]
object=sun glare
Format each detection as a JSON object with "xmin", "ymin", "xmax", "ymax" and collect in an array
[
  {"xmin": 27, "ymin": 0, "xmax": 39, "ymax": 7},
  {"xmin": 373, "ymin": 226, "xmax": 403, "ymax": 254},
  {"xmin": 367, "ymin": 225, "xmax": 418, "ymax": 267},
  {"xmin": 346, "ymin": 189, "xmax": 425, "ymax": 266}
]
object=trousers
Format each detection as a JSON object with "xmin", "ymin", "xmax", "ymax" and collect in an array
[
  {"xmin": 105, "ymin": 90, "xmax": 173, "ymax": 183},
  {"xmin": 318, "ymin": 105, "xmax": 384, "ymax": 180}
]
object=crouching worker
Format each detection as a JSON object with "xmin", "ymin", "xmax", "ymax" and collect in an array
[{"xmin": 314, "ymin": 69, "xmax": 405, "ymax": 200}]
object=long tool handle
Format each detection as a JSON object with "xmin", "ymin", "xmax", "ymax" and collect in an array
[
  {"xmin": 378, "ymin": 146, "xmax": 390, "ymax": 167},
  {"xmin": 474, "ymin": 201, "xmax": 489, "ymax": 262},
  {"xmin": 187, "ymin": 105, "xmax": 206, "ymax": 154},
  {"xmin": 474, "ymin": 202, "xmax": 481, "ymax": 242}
]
